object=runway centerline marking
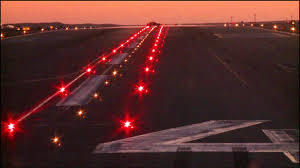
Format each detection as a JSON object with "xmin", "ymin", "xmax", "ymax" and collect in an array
[{"xmin": 209, "ymin": 49, "xmax": 249, "ymax": 88}]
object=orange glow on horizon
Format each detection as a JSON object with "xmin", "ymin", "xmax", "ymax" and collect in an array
[{"xmin": 1, "ymin": 1, "xmax": 299, "ymax": 25}]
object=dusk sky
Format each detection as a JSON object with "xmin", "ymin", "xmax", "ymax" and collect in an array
[{"xmin": 1, "ymin": 1, "xmax": 299, "ymax": 25}]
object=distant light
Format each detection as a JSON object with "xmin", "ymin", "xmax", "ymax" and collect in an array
[
  {"xmin": 145, "ymin": 67, "xmax": 149, "ymax": 72},
  {"xmin": 41, "ymin": 28, "xmax": 44, "ymax": 32},
  {"xmin": 149, "ymin": 56, "xmax": 153, "ymax": 61},
  {"xmin": 251, "ymin": 23, "xmax": 254, "ymax": 27},
  {"xmin": 292, "ymin": 21, "xmax": 295, "ymax": 25},
  {"xmin": 146, "ymin": 26, "xmax": 150, "ymax": 28},
  {"xmin": 260, "ymin": 24, "xmax": 264, "ymax": 27},
  {"xmin": 75, "ymin": 27, "xmax": 78, "ymax": 30},
  {"xmin": 66, "ymin": 27, "xmax": 69, "ymax": 30},
  {"xmin": 102, "ymin": 57, "xmax": 106, "ymax": 61},
  {"xmin": 1, "ymin": 33, "xmax": 4, "ymax": 38},
  {"xmin": 273, "ymin": 25, "xmax": 278, "ymax": 29},
  {"xmin": 224, "ymin": 23, "xmax": 227, "ymax": 27},
  {"xmin": 113, "ymin": 49, "xmax": 116, "ymax": 53},
  {"xmin": 23, "ymin": 30, "xmax": 26, "ymax": 34},
  {"xmin": 131, "ymin": 37, "xmax": 134, "ymax": 39},
  {"xmin": 121, "ymin": 44, "xmax": 124, "ymax": 47},
  {"xmin": 152, "ymin": 49, "xmax": 155, "ymax": 53},
  {"xmin": 124, "ymin": 59, "xmax": 128, "ymax": 62},
  {"xmin": 154, "ymin": 44, "xmax": 157, "ymax": 47},
  {"xmin": 235, "ymin": 23, "xmax": 239, "ymax": 27}
]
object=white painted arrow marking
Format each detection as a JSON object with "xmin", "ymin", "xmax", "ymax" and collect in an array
[{"xmin": 93, "ymin": 120, "xmax": 298, "ymax": 163}]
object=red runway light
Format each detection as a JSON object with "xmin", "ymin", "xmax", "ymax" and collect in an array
[
  {"xmin": 113, "ymin": 49, "xmax": 117, "ymax": 53},
  {"xmin": 60, "ymin": 87, "xmax": 65, "ymax": 93},
  {"xmin": 149, "ymin": 56, "xmax": 153, "ymax": 61},
  {"xmin": 86, "ymin": 68, "xmax": 92, "ymax": 73},
  {"xmin": 145, "ymin": 67, "xmax": 149, "ymax": 72},
  {"xmin": 120, "ymin": 44, "xmax": 124, "ymax": 47},
  {"xmin": 122, "ymin": 120, "xmax": 134, "ymax": 129},
  {"xmin": 152, "ymin": 49, "xmax": 155, "ymax": 53},
  {"xmin": 131, "ymin": 37, "xmax": 134, "ymax": 39},
  {"xmin": 8, "ymin": 123, "xmax": 15, "ymax": 133},
  {"xmin": 154, "ymin": 44, "xmax": 157, "ymax": 47},
  {"xmin": 138, "ymin": 85, "xmax": 144, "ymax": 92},
  {"xmin": 146, "ymin": 26, "xmax": 150, "ymax": 28},
  {"xmin": 102, "ymin": 57, "xmax": 106, "ymax": 61}
]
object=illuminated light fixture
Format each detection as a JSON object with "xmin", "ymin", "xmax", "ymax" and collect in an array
[
  {"xmin": 146, "ymin": 26, "xmax": 150, "ymax": 28},
  {"xmin": 156, "ymin": 40, "xmax": 158, "ymax": 42},
  {"xmin": 66, "ymin": 27, "xmax": 69, "ymax": 30},
  {"xmin": 152, "ymin": 49, "xmax": 155, "ymax": 53},
  {"xmin": 41, "ymin": 28, "xmax": 44, "ymax": 32},
  {"xmin": 242, "ymin": 24, "xmax": 245, "ymax": 27},
  {"xmin": 291, "ymin": 27, "xmax": 296, "ymax": 32},
  {"xmin": 112, "ymin": 70, "xmax": 118, "ymax": 76},
  {"xmin": 138, "ymin": 85, "xmax": 144, "ymax": 92},
  {"xmin": 134, "ymin": 34, "xmax": 137, "ymax": 37},
  {"xmin": 23, "ymin": 31, "xmax": 27, "ymax": 34},
  {"xmin": 131, "ymin": 37, "xmax": 134, "ymax": 39},
  {"xmin": 292, "ymin": 21, "xmax": 295, "ymax": 25},
  {"xmin": 51, "ymin": 136, "xmax": 61, "ymax": 146},
  {"xmin": 145, "ymin": 67, "xmax": 150, "ymax": 72},
  {"xmin": 113, "ymin": 49, "xmax": 117, "ymax": 53},
  {"xmin": 60, "ymin": 87, "xmax": 65, "ymax": 93},
  {"xmin": 154, "ymin": 44, "xmax": 157, "ymax": 47},
  {"xmin": 104, "ymin": 80, "xmax": 109, "ymax": 86},
  {"xmin": 126, "ymin": 40, "xmax": 129, "ymax": 43},
  {"xmin": 75, "ymin": 27, "xmax": 78, "ymax": 30},
  {"xmin": 260, "ymin": 24, "xmax": 264, "ymax": 27},
  {"xmin": 93, "ymin": 93, "xmax": 99, "ymax": 98},
  {"xmin": 149, "ymin": 56, "xmax": 153, "ymax": 61},
  {"xmin": 120, "ymin": 44, "xmax": 124, "ymax": 47},
  {"xmin": 235, "ymin": 23, "xmax": 239, "ymax": 27},
  {"xmin": 124, "ymin": 59, "xmax": 128, "ymax": 62},
  {"xmin": 1, "ymin": 33, "xmax": 4, "ymax": 38},
  {"xmin": 102, "ymin": 57, "xmax": 106, "ymax": 61},
  {"xmin": 251, "ymin": 23, "xmax": 254, "ymax": 27},
  {"xmin": 273, "ymin": 25, "xmax": 278, "ymax": 29},
  {"xmin": 224, "ymin": 23, "xmax": 227, "ymax": 27},
  {"xmin": 123, "ymin": 120, "xmax": 133, "ymax": 129},
  {"xmin": 8, "ymin": 123, "xmax": 15, "ymax": 133},
  {"xmin": 86, "ymin": 68, "xmax": 92, "ymax": 73},
  {"xmin": 77, "ymin": 109, "xmax": 83, "ymax": 116}
]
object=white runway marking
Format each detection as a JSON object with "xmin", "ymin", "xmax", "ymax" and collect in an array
[
  {"xmin": 93, "ymin": 120, "xmax": 298, "ymax": 163},
  {"xmin": 56, "ymin": 75, "xmax": 109, "ymax": 106},
  {"xmin": 263, "ymin": 129, "xmax": 299, "ymax": 163}
]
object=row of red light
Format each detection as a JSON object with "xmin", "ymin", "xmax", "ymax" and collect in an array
[
  {"xmin": 121, "ymin": 25, "xmax": 167, "ymax": 130},
  {"xmin": 4, "ymin": 25, "xmax": 151, "ymax": 135}
]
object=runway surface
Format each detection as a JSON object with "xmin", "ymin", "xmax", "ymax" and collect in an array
[{"xmin": 1, "ymin": 25, "xmax": 298, "ymax": 168}]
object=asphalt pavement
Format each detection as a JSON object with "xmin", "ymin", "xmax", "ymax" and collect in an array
[{"xmin": 1, "ymin": 25, "xmax": 298, "ymax": 168}]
